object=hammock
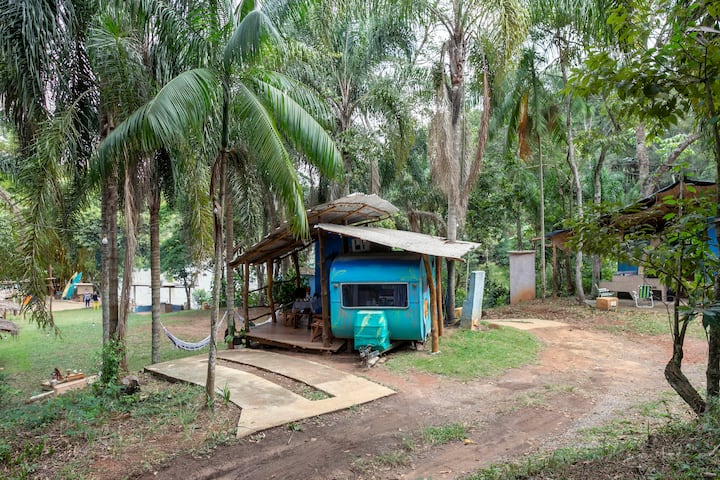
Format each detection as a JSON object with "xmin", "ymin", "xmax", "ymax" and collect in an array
[
  {"xmin": 161, "ymin": 308, "xmax": 281, "ymax": 351},
  {"xmin": 161, "ymin": 311, "xmax": 229, "ymax": 351}
]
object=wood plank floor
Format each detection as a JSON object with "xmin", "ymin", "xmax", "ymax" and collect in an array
[{"xmin": 245, "ymin": 318, "xmax": 346, "ymax": 353}]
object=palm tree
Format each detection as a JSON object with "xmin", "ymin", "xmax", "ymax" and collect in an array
[
  {"xmin": 100, "ymin": 0, "xmax": 342, "ymax": 406},
  {"xmin": 530, "ymin": 0, "xmax": 611, "ymax": 302},
  {"xmin": 284, "ymin": 0, "xmax": 416, "ymax": 199},
  {"xmin": 425, "ymin": 0, "xmax": 529, "ymax": 322},
  {"xmin": 0, "ymin": 0, "xmax": 99, "ymax": 329},
  {"xmin": 503, "ymin": 47, "xmax": 560, "ymax": 299}
]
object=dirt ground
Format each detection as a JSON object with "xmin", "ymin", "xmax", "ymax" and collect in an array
[{"xmin": 129, "ymin": 299, "xmax": 707, "ymax": 480}]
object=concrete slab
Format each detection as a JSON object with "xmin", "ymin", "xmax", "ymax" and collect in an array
[
  {"xmin": 488, "ymin": 318, "xmax": 567, "ymax": 330},
  {"xmin": 145, "ymin": 349, "xmax": 395, "ymax": 438}
]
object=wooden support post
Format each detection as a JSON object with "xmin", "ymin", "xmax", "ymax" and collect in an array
[
  {"xmin": 243, "ymin": 262, "xmax": 250, "ymax": 332},
  {"xmin": 267, "ymin": 259, "xmax": 277, "ymax": 323},
  {"xmin": 318, "ymin": 231, "xmax": 331, "ymax": 347},
  {"xmin": 292, "ymin": 252, "xmax": 301, "ymax": 288},
  {"xmin": 552, "ymin": 244, "xmax": 558, "ymax": 299},
  {"xmin": 423, "ymin": 255, "xmax": 439, "ymax": 353},
  {"xmin": 435, "ymin": 257, "xmax": 443, "ymax": 337}
]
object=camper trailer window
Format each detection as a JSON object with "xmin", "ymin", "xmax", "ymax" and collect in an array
[{"xmin": 341, "ymin": 283, "xmax": 408, "ymax": 308}]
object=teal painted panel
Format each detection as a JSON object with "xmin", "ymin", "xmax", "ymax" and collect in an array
[
  {"xmin": 330, "ymin": 253, "xmax": 433, "ymax": 342},
  {"xmin": 353, "ymin": 311, "xmax": 390, "ymax": 351}
]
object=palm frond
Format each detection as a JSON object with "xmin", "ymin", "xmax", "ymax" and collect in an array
[
  {"xmin": 97, "ymin": 68, "xmax": 218, "ymax": 175},
  {"xmin": 256, "ymin": 71, "xmax": 335, "ymax": 128},
  {"xmin": 233, "ymin": 81, "xmax": 307, "ymax": 237},
  {"xmin": 252, "ymin": 75, "xmax": 343, "ymax": 180},
  {"xmin": 223, "ymin": 10, "xmax": 281, "ymax": 68}
]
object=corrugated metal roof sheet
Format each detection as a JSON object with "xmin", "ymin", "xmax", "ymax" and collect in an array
[
  {"xmin": 230, "ymin": 193, "xmax": 399, "ymax": 266},
  {"xmin": 316, "ymin": 224, "xmax": 480, "ymax": 261}
]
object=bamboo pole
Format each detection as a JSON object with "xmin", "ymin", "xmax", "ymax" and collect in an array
[
  {"xmin": 243, "ymin": 262, "xmax": 250, "ymax": 332},
  {"xmin": 318, "ymin": 231, "xmax": 331, "ymax": 347},
  {"xmin": 423, "ymin": 255, "xmax": 439, "ymax": 353},
  {"xmin": 435, "ymin": 257, "xmax": 443, "ymax": 337},
  {"xmin": 267, "ymin": 259, "xmax": 277, "ymax": 323}
]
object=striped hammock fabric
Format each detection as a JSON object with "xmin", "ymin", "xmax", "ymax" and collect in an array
[{"xmin": 161, "ymin": 311, "xmax": 228, "ymax": 351}]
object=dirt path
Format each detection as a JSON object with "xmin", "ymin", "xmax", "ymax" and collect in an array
[{"xmin": 135, "ymin": 313, "xmax": 707, "ymax": 480}]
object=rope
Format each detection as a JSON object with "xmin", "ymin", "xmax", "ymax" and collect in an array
[{"xmin": 161, "ymin": 310, "xmax": 229, "ymax": 351}]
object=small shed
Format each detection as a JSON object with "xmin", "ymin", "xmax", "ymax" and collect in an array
[{"xmin": 549, "ymin": 178, "xmax": 715, "ymax": 300}]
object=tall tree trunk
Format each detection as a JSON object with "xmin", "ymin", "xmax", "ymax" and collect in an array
[
  {"xmin": 446, "ymin": 201, "xmax": 458, "ymax": 324},
  {"xmin": 101, "ymin": 177, "xmax": 110, "ymax": 345},
  {"xmin": 666, "ymin": 238, "xmax": 706, "ymax": 415},
  {"xmin": 636, "ymin": 123, "xmax": 650, "ymax": 195},
  {"xmin": 107, "ymin": 169, "xmax": 120, "ymax": 341},
  {"xmin": 149, "ymin": 183, "xmax": 161, "ymax": 364},
  {"xmin": 538, "ymin": 133, "xmax": 546, "ymax": 300},
  {"xmin": 515, "ymin": 206, "xmax": 523, "ymax": 249},
  {"xmin": 369, "ymin": 157, "xmax": 380, "ymax": 195},
  {"xmin": 207, "ymin": 82, "xmax": 230, "ymax": 407},
  {"xmin": 118, "ymin": 164, "xmax": 138, "ymax": 373},
  {"xmin": 560, "ymin": 47, "xmax": 585, "ymax": 303},
  {"xmin": 225, "ymin": 184, "xmax": 235, "ymax": 340},
  {"xmin": 592, "ymin": 146, "xmax": 607, "ymax": 295}
]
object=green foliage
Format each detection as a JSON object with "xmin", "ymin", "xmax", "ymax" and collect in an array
[
  {"xmin": 483, "ymin": 279, "xmax": 509, "ymax": 308},
  {"xmin": 287, "ymin": 421, "xmax": 302, "ymax": 432},
  {"xmin": 272, "ymin": 271, "xmax": 308, "ymax": 306},
  {"xmin": 221, "ymin": 383, "xmax": 231, "ymax": 406},
  {"xmin": 467, "ymin": 402, "xmax": 720, "ymax": 479},
  {"xmin": 420, "ymin": 423, "xmax": 468, "ymax": 446},
  {"xmin": 0, "ymin": 374, "xmax": 211, "ymax": 479},
  {"xmin": 192, "ymin": 288, "xmax": 210, "ymax": 307},
  {"xmin": 0, "ymin": 308, "xmax": 207, "ymax": 399},
  {"xmin": 385, "ymin": 327, "xmax": 539, "ymax": 381},
  {"xmin": 97, "ymin": 338, "xmax": 125, "ymax": 388},
  {"xmin": 0, "ymin": 207, "xmax": 19, "ymax": 281},
  {"xmin": 569, "ymin": 194, "xmax": 718, "ymax": 306},
  {"xmin": 161, "ymin": 223, "xmax": 201, "ymax": 294}
]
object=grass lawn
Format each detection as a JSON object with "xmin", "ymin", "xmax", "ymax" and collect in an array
[
  {"xmin": 384, "ymin": 325, "xmax": 540, "ymax": 381},
  {"xmin": 0, "ymin": 307, "xmax": 214, "ymax": 398}
]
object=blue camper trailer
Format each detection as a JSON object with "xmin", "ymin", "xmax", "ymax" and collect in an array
[{"xmin": 329, "ymin": 253, "xmax": 435, "ymax": 351}]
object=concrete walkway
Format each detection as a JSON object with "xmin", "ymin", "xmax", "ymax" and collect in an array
[{"xmin": 145, "ymin": 349, "xmax": 395, "ymax": 437}]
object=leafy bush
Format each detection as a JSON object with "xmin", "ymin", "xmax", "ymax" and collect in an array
[
  {"xmin": 273, "ymin": 271, "xmax": 308, "ymax": 306},
  {"xmin": 455, "ymin": 288, "xmax": 467, "ymax": 307},
  {"xmin": 483, "ymin": 279, "xmax": 509, "ymax": 308},
  {"xmin": 192, "ymin": 288, "xmax": 209, "ymax": 307}
]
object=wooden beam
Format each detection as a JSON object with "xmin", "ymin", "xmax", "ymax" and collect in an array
[
  {"xmin": 423, "ymin": 254, "xmax": 439, "ymax": 353},
  {"xmin": 292, "ymin": 252, "xmax": 301, "ymax": 288},
  {"xmin": 435, "ymin": 257, "xmax": 443, "ymax": 337},
  {"xmin": 318, "ymin": 231, "xmax": 332, "ymax": 347},
  {"xmin": 267, "ymin": 259, "xmax": 277, "ymax": 323},
  {"xmin": 243, "ymin": 261, "xmax": 250, "ymax": 332},
  {"xmin": 552, "ymin": 244, "xmax": 558, "ymax": 299}
]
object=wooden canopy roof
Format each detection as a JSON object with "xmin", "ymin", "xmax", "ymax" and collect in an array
[
  {"xmin": 229, "ymin": 193, "xmax": 399, "ymax": 266},
  {"xmin": 547, "ymin": 178, "xmax": 717, "ymax": 251}
]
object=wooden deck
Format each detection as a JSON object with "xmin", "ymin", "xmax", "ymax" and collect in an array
[{"xmin": 245, "ymin": 318, "xmax": 346, "ymax": 353}]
